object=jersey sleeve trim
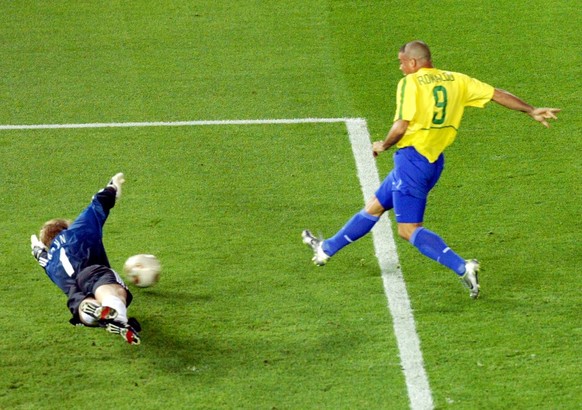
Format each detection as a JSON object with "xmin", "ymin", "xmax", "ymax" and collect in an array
[{"xmin": 397, "ymin": 77, "xmax": 407, "ymax": 120}]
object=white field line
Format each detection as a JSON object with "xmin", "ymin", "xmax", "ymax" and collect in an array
[
  {"xmin": 346, "ymin": 118, "xmax": 434, "ymax": 410},
  {"xmin": 1, "ymin": 117, "xmax": 433, "ymax": 409},
  {"xmin": 0, "ymin": 117, "xmax": 351, "ymax": 130}
]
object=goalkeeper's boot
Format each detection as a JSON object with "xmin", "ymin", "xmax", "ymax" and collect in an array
[
  {"xmin": 460, "ymin": 259, "xmax": 480, "ymax": 299},
  {"xmin": 128, "ymin": 317, "xmax": 142, "ymax": 332},
  {"xmin": 302, "ymin": 230, "xmax": 330, "ymax": 266},
  {"xmin": 105, "ymin": 320, "xmax": 141, "ymax": 345},
  {"xmin": 80, "ymin": 300, "xmax": 118, "ymax": 321}
]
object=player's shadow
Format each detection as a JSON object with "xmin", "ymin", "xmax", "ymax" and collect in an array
[
  {"xmin": 133, "ymin": 288, "xmax": 213, "ymax": 303},
  {"xmin": 123, "ymin": 289, "xmax": 234, "ymax": 379}
]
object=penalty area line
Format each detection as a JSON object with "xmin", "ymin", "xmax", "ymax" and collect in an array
[
  {"xmin": 0, "ymin": 117, "xmax": 355, "ymax": 130},
  {"xmin": 345, "ymin": 119, "xmax": 434, "ymax": 410}
]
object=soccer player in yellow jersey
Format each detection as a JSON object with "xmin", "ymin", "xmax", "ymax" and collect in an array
[{"xmin": 303, "ymin": 40, "xmax": 559, "ymax": 299}]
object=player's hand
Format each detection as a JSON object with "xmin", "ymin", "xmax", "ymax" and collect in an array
[
  {"xmin": 372, "ymin": 141, "xmax": 386, "ymax": 158},
  {"xmin": 530, "ymin": 108, "xmax": 560, "ymax": 128},
  {"xmin": 30, "ymin": 234, "xmax": 45, "ymax": 251},
  {"xmin": 30, "ymin": 234, "xmax": 48, "ymax": 266},
  {"xmin": 108, "ymin": 172, "xmax": 125, "ymax": 198}
]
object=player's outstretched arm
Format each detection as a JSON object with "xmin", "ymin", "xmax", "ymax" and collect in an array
[
  {"xmin": 492, "ymin": 89, "xmax": 560, "ymax": 128},
  {"xmin": 73, "ymin": 174, "xmax": 123, "ymax": 229}
]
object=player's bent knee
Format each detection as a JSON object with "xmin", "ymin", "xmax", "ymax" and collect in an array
[
  {"xmin": 95, "ymin": 284, "xmax": 128, "ymax": 304},
  {"xmin": 364, "ymin": 197, "xmax": 386, "ymax": 218},
  {"xmin": 397, "ymin": 223, "xmax": 422, "ymax": 241}
]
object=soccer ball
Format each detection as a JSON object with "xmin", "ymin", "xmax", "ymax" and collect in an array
[{"xmin": 123, "ymin": 254, "xmax": 161, "ymax": 288}]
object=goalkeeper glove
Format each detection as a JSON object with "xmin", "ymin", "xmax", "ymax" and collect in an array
[
  {"xmin": 107, "ymin": 172, "xmax": 125, "ymax": 198},
  {"xmin": 30, "ymin": 234, "xmax": 48, "ymax": 267}
]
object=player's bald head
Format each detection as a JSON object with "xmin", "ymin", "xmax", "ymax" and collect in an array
[{"xmin": 400, "ymin": 40, "xmax": 432, "ymax": 62}]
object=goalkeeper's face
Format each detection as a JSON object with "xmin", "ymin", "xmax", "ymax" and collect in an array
[{"xmin": 39, "ymin": 218, "xmax": 71, "ymax": 247}]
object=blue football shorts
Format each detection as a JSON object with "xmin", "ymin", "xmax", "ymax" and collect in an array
[{"xmin": 375, "ymin": 147, "xmax": 444, "ymax": 223}]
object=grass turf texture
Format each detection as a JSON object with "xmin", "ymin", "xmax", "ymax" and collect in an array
[{"xmin": 0, "ymin": 1, "xmax": 580, "ymax": 409}]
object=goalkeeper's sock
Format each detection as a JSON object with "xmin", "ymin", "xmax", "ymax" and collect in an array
[
  {"xmin": 101, "ymin": 295, "xmax": 128, "ymax": 324},
  {"xmin": 322, "ymin": 210, "xmax": 379, "ymax": 256},
  {"xmin": 410, "ymin": 227, "xmax": 466, "ymax": 275}
]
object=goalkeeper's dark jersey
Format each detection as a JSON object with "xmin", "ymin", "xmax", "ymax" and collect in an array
[{"xmin": 35, "ymin": 188, "xmax": 116, "ymax": 295}]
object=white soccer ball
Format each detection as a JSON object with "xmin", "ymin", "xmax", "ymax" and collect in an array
[{"xmin": 123, "ymin": 254, "xmax": 161, "ymax": 288}]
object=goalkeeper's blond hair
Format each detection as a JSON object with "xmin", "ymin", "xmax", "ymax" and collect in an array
[{"xmin": 39, "ymin": 219, "xmax": 71, "ymax": 247}]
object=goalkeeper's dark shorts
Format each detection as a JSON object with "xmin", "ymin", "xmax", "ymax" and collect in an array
[{"xmin": 67, "ymin": 264, "xmax": 133, "ymax": 326}]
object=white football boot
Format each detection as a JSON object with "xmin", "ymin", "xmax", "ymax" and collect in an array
[
  {"xmin": 80, "ymin": 300, "xmax": 119, "ymax": 321},
  {"xmin": 302, "ymin": 230, "xmax": 330, "ymax": 266},
  {"xmin": 460, "ymin": 259, "xmax": 480, "ymax": 299},
  {"xmin": 105, "ymin": 321, "xmax": 141, "ymax": 345}
]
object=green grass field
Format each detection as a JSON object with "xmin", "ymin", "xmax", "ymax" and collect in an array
[{"xmin": 1, "ymin": 1, "xmax": 580, "ymax": 409}]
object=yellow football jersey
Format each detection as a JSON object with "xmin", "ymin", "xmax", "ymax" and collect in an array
[{"xmin": 394, "ymin": 67, "xmax": 495, "ymax": 162}]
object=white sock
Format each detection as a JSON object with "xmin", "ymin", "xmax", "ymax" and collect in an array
[{"xmin": 101, "ymin": 295, "xmax": 128, "ymax": 324}]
